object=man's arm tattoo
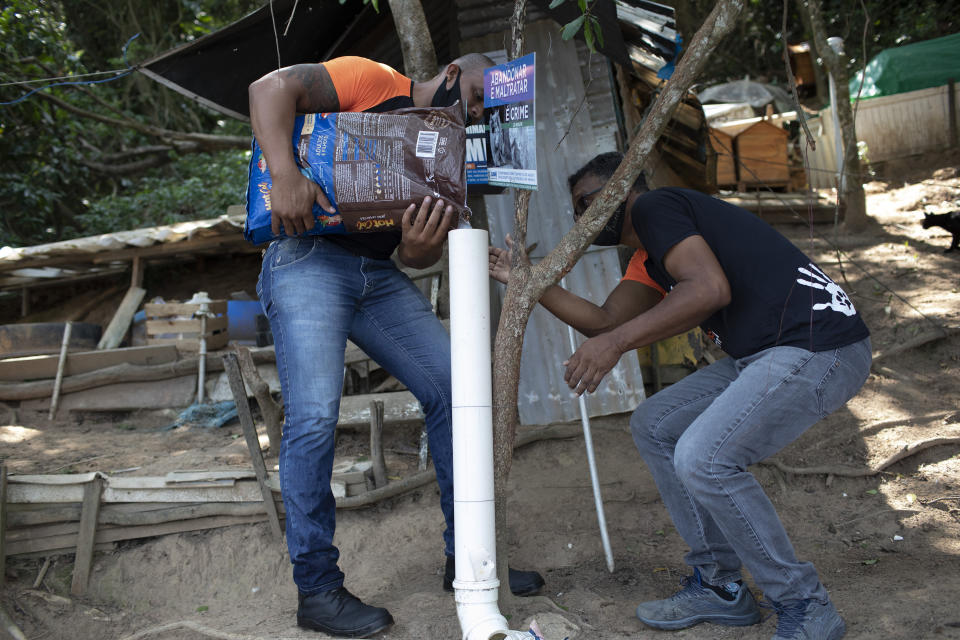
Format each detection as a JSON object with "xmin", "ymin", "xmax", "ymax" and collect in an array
[{"xmin": 283, "ymin": 64, "xmax": 340, "ymax": 113}]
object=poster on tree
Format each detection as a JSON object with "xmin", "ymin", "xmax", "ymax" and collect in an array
[{"xmin": 483, "ymin": 53, "xmax": 537, "ymax": 190}]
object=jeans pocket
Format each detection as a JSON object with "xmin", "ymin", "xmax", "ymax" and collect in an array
[
  {"xmin": 816, "ymin": 343, "xmax": 869, "ymax": 418},
  {"xmin": 270, "ymin": 237, "xmax": 318, "ymax": 270}
]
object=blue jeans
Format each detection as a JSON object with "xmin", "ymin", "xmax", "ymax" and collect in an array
[
  {"xmin": 630, "ymin": 338, "xmax": 871, "ymax": 603},
  {"xmin": 257, "ymin": 236, "xmax": 454, "ymax": 594}
]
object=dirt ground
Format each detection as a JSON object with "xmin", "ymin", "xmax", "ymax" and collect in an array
[{"xmin": 2, "ymin": 152, "xmax": 960, "ymax": 640}]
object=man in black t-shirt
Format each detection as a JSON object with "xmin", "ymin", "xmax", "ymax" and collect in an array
[{"xmin": 489, "ymin": 152, "xmax": 870, "ymax": 640}]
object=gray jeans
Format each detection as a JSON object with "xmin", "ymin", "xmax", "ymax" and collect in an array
[{"xmin": 630, "ymin": 337, "xmax": 871, "ymax": 603}]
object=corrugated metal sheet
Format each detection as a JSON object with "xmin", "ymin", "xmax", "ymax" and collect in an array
[
  {"xmin": 577, "ymin": 40, "xmax": 621, "ymax": 155},
  {"xmin": 482, "ymin": 21, "xmax": 646, "ymax": 425},
  {"xmin": 803, "ymin": 83, "xmax": 960, "ymax": 188}
]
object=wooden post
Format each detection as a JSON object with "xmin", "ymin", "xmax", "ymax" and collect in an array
[
  {"xmin": 222, "ymin": 353, "xmax": 284, "ymax": 541},
  {"xmin": 20, "ymin": 288, "xmax": 29, "ymax": 318},
  {"xmin": 369, "ymin": 400, "xmax": 387, "ymax": 488},
  {"xmin": 48, "ymin": 321, "xmax": 72, "ymax": 420},
  {"xmin": 0, "ymin": 462, "xmax": 7, "ymax": 585},
  {"xmin": 949, "ymin": 78, "xmax": 958, "ymax": 148},
  {"xmin": 650, "ymin": 341, "xmax": 662, "ymax": 393},
  {"xmin": 97, "ymin": 286, "xmax": 146, "ymax": 350},
  {"xmin": 130, "ymin": 255, "xmax": 144, "ymax": 289},
  {"xmin": 71, "ymin": 474, "xmax": 103, "ymax": 596},
  {"xmin": 235, "ymin": 346, "xmax": 282, "ymax": 454}
]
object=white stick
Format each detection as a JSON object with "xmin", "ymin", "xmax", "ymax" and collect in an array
[
  {"xmin": 48, "ymin": 321, "xmax": 72, "ymax": 420},
  {"xmin": 561, "ymin": 277, "xmax": 615, "ymax": 573}
]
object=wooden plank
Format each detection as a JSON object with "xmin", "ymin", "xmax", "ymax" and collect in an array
[
  {"xmin": 20, "ymin": 374, "xmax": 197, "ymax": 412},
  {"xmin": 145, "ymin": 316, "xmax": 228, "ymax": 334},
  {"xmin": 0, "ymin": 345, "xmax": 179, "ymax": 382},
  {"xmin": 709, "ymin": 129, "xmax": 737, "ymax": 186},
  {"xmin": 5, "ymin": 514, "xmax": 271, "ymax": 557},
  {"xmin": 6, "ymin": 477, "xmax": 272, "ymax": 504},
  {"xmin": 130, "ymin": 256, "xmax": 143, "ymax": 289},
  {"xmin": 70, "ymin": 475, "xmax": 103, "ymax": 595},
  {"xmin": 97, "ymin": 286, "xmax": 146, "ymax": 350},
  {"xmin": 147, "ymin": 332, "xmax": 229, "ymax": 352},
  {"xmin": 223, "ymin": 353, "xmax": 284, "ymax": 541},
  {"xmin": 337, "ymin": 391, "xmax": 423, "ymax": 428},
  {"xmin": 369, "ymin": 400, "xmax": 387, "ymax": 488},
  {"xmin": 144, "ymin": 301, "xmax": 228, "ymax": 317},
  {"xmin": 0, "ymin": 463, "xmax": 6, "ymax": 584},
  {"xmin": 48, "ymin": 322, "xmax": 72, "ymax": 420}
]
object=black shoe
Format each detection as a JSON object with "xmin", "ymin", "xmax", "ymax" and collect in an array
[
  {"xmin": 297, "ymin": 587, "xmax": 393, "ymax": 638},
  {"xmin": 442, "ymin": 556, "xmax": 545, "ymax": 597}
]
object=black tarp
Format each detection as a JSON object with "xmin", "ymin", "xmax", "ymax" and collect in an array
[
  {"xmin": 139, "ymin": 0, "xmax": 665, "ymax": 121},
  {"xmin": 140, "ymin": 0, "xmax": 455, "ymax": 120}
]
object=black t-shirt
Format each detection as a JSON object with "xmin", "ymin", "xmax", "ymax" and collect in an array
[{"xmin": 630, "ymin": 188, "xmax": 869, "ymax": 358}]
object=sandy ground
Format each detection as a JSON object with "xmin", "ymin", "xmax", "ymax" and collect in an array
[{"xmin": 2, "ymin": 153, "xmax": 960, "ymax": 640}]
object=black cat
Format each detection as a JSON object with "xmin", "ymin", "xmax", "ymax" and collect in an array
[{"xmin": 923, "ymin": 211, "xmax": 960, "ymax": 253}]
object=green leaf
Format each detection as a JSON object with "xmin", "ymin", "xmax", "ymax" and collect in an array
[
  {"xmin": 548, "ymin": 0, "xmax": 566, "ymax": 8},
  {"xmin": 561, "ymin": 15, "xmax": 585, "ymax": 41},
  {"xmin": 591, "ymin": 16, "xmax": 604, "ymax": 48},
  {"xmin": 578, "ymin": 0, "xmax": 587, "ymax": 11},
  {"xmin": 865, "ymin": 489, "xmax": 878, "ymax": 495},
  {"xmin": 862, "ymin": 558, "xmax": 878, "ymax": 565},
  {"xmin": 197, "ymin": 605, "xmax": 209, "ymax": 612},
  {"xmin": 583, "ymin": 19, "xmax": 595, "ymax": 51}
]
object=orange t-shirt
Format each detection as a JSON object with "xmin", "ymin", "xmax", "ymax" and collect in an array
[
  {"xmin": 322, "ymin": 56, "xmax": 413, "ymax": 113},
  {"xmin": 622, "ymin": 249, "xmax": 667, "ymax": 297}
]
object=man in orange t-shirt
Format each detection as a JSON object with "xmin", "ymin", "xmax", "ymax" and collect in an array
[{"xmin": 249, "ymin": 54, "xmax": 543, "ymax": 638}]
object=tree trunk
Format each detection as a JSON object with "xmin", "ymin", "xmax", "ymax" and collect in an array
[
  {"xmin": 491, "ymin": 0, "xmax": 745, "ymax": 612},
  {"xmin": 796, "ymin": 2, "xmax": 830, "ymax": 108},
  {"xmin": 802, "ymin": 0, "xmax": 874, "ymax": 232},
  {"xmin": 387, "ymin": 0, "xmax": 438, "ymax": 81}
]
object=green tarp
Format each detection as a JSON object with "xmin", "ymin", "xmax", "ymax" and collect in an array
[{"xmin": 850, "ymin": 32, "xmax": 960, "ymax": 99}]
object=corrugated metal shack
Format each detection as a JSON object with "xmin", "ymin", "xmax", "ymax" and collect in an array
[{"xmin": 457, "ymin": 0, "xmax": 712, "ymax": 424}]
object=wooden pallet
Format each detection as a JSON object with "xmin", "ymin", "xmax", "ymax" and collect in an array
[{"xmin": 145, "ymin": 300, "xmax": 228, "ymax": 351}]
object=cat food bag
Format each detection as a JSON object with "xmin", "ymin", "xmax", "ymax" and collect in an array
[{"xmin": 244, "ymin": 103, "xmax": 471, "ymax": 245}]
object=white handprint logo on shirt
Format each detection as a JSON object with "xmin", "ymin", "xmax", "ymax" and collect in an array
[{"xmin": 796, "ymin": 263, "xmax": 856, "ymax": 316}]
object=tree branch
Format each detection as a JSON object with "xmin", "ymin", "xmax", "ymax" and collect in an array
[
  {"xmin": 531, "ymin": 0, "xmax": 745, "ymax": 302},
  {"xmin": 761, "ymin": 437, "xmax": 960, "ymax": 477},
  {"xmin": 29, "ymin": 88, "xmax": 248, "ymax": 151}
]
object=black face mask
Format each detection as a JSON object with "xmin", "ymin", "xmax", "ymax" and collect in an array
[
  {"xmin": 592, "ymin": 201, "xmax": 627, "ymax": 246},
  {"xmin": 431, "ymin": 69, "xmax": 462, "ymax": 108}
]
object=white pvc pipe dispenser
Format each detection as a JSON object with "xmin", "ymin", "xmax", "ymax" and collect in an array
[{"xmin": 448, "ymin": 229, "xmax": 539, "ymax": 640}]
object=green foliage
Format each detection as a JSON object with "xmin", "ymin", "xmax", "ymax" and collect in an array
[
  {"xmin": 679, "ymin": 0, "xmax": 958, "ymax": 87},
  {"xmin": 76, "ymin": 149, "xmax": 250, "ymax": 236},
  {"xmin": 0, "ymin": 0, "xmax": 258, "ymax": 248},
  {"xmin": 552, "ymin": 0, "xmax": 605, "ymax": 54}
]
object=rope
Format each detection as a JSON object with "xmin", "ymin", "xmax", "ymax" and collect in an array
[{"xmin": 0, "ymin": 33, "xmax": 140, "ymax": 106}]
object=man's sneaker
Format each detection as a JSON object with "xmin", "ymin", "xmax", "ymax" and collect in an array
[
  {"xmin": 442, "ymin": 556, "xmax": 545, "ymax": 597},
  {"xmin": 767, "ymin": 598, "xmax": 846, "ymax": 640},
  {"xmin": 297, "ymin": 587, "xmax": 393, "ymax": 638},
  {"xmin": 635, "ymin": 569, "xmax": 762, "ymax": 630}
]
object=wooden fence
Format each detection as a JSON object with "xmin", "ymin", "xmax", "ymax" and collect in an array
[{"xmin": 804, "ymin": 82, "xmax": 960, "ymax": 188}]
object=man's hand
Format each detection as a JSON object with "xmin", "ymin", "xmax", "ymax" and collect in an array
[
  {"xmin": 270, "ymin": 171, "xmax": 336, "ymax": 236},
  {"xmin": 488, "ymin": 234, "xmax": 531, "ymax": 284},
  {"xmin": 397, "ymin": 196, "xmax": 454, "ymax": 268},
  {"xmin": 563, "ymin": 332, "xmax": 624, "ymax": 395}
]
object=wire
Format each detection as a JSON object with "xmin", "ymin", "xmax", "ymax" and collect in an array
[
  {"xmin": 0, "ymin": 33, "xmax": 141, "ymax": 107},
  {"xmin": 0, "ymin": 69, "xmax": 131, "ymax": 87}
]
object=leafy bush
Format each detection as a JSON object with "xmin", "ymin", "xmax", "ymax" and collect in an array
[{"xmin": 76, "ymin": 149, "xmax": 250, "ymax": 235}]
